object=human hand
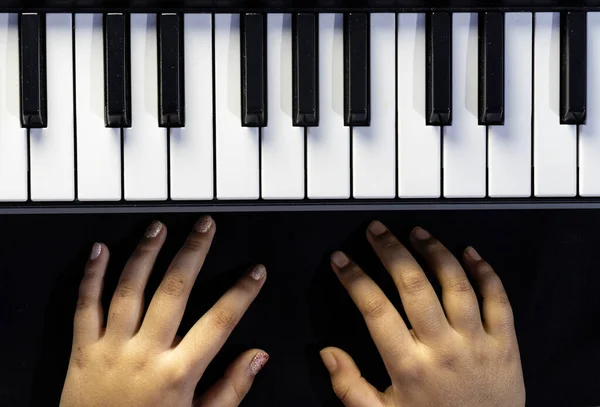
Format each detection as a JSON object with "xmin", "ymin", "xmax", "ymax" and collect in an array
[
  {"xmin": 60, "ymin": 216, "xmax": 268, "ymax": 407},
  {"xmin": 321, "ymin": 221, "xmax": 525, "ymax": 407}
]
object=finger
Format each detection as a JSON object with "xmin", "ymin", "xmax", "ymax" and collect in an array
[
  {"xmin": 463, "ymin": 247, "xmax": 516, "ymax": 340},
  {"xmin": 139, "ymin": 216, "xmax": 215, "ymax": 346},
  {"xmin": 176, "ymin": 265, "xmax": 266, "ymax": 375},
  {"xmin": 320, "ymin": 347, "xmax": 385, "ymax": 407},
  {"xmin": 105, "ymin": 220, "xmax": 167, "ymax": 340},
  {"xmin": 366, "ymin": 221, "xmax": 450, "ymax": 341},
  {"xmin": 73, "ymin": 243, "xmax": 109, "ymax": 347},
  {"xmin": 330, "ymin": 251, "xmax": 415, "ymax": 371},
  {"xmin": 409, "ymin": 227, "xmax": 483, "ymax": 336},
  {"xmin": 193, "ymin": 350, "xmax": 268, "ymax": 407}
]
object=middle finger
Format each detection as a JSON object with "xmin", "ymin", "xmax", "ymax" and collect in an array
[{"xmin": 366, "ymin": 221, "xmax": 451, "ymax": 342}]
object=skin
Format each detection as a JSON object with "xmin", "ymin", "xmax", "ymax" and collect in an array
[
  {"xmin": 60, "ymin": 216, "xmax": 268, "ymax": 407},
  {"xmin": 321, "ymin": 220, "xmax": 526, "ymax": 407}
]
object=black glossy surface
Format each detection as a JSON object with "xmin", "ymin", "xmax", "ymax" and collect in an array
[
  {"xmin": 241, "ymin": 13, "xmax": 267, "ymax": 127},
  {"xmin": 158, "ymin": 13, "xmax": 185, "ymax": 128},
  {"xmin": 19, "ymin": 12, "xmax": 46, "ymax": 129},
  {"xmin": 292, "ymin": 12, "xmax": 318, "ymax": 127},
  {"xmin": 344, "ymin": 12, "xmax": 370, "ymax": 127},
  {"xmin": 104, "ymin": 12, "xmax": 131, "ymax": 128},
  {"xmin": 426, "ymin": 12, "xmax": 452, "ymax": 126},
  {"xmin": 560, "ymin": 11, "xmax": 586, "ymax": 125},
  {"xmin": 478, "ymin": 11, "xmax": 504, "ymax": 125}
]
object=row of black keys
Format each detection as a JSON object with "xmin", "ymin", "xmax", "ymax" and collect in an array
[{"xmin": 18, "ymin": 11, "xmax": 587, "ymax": 129}]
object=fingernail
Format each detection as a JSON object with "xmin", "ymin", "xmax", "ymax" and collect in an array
[
  {"xmin": 411, "ymin": 227, "xmax": 431, "ymax": 241},
  {"xmin": 331, "ymin": 251, "xmax": 349, "ymax": 268},
  {"xmin": 90, "ymin": 243, "xmax": 102, "ymax": 261},
  {"xmin": 249, "ymin": 351, "xmax": 269, "ymax": 375},
  {"xmin": 194, "ymin": 215, "xmax": 213, "ymax": 233},
  {"xmin": 368, "ymin": 220, "xmax": 387, "ymax": 236},
  {"xmin": 145, "ymin": 221, "xmax": 163, "ymax": 238},
  {"xmin": 466, "ymin": 246, "xmax": 482, "ymax": 261},
  {"xmin": 320, "ymin": 350, "xmax": 337, "ymax": 373},
  {"xmin": 249, "ymin": 264, "xmax": 267, "ymax": 281}
]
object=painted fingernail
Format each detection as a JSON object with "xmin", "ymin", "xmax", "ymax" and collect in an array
[
  {"xmin": 249, "ymin": 351, "xmax": 269, "ymax": 375},
  {"xmin": 90, "ymin": 243, "xmax": 102, "ymax": 261},
  {"xmin": 194, "ymin": 215, "xmax": 213, "ymax": 233},
  {"xmin": 320, "ymin": 350, "xmax": 337, "ymax": 373},
  {"xmin": 368, "ymin": 220, "xmax": 387, "ymax": 236},
  {"xmin": 412, "ymin": 226, "xmax": 431, "ymax": 241},
  {"xmin": 249, "ymin": 264, "xmax": 267, "ymax": 281},
  {"xmin": 466, "ymin": 246, "xmax": 482, "ymax": 261},
  {"xmin": 331, "ymin": 251, "xmax": 349, "ymax": 268},
  {"xmin": 145, "ymin": 221, "xmax": 163, "ymax": 238}
]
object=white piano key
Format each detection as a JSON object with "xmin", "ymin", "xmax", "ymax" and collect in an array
[
  {"xmin": 30, "ymin": 14, "xmax": 74, "ymax": 201},
  {"xmin": 488, "ymin": 13, "xmax": 532, "ymax": 198},
  {"xmin": 0, "ymin": 14, "xmax": 27, "ymax": 201},
  {"xmin": 170, "ymin": 14, "xmax": 213, "ymax": 200},
  {"xmin": 534, "ymin": 12, "xmax": 577, "ymax": 197},
  {"xmin": 352, "ymin": 13, "xmax": 395, "ymax": 199},
  {"xmin": 124, "ymin": 14, "xmax": 167, "ymax": 201},
  {"xmin": 443, "ymin": 13, "xmax": 486, "ymax": 198},
  {"xmin": 215, "ymin": 14, "xmax": 259, "ymax": 200},
  {"xmin": 397, "ymin": 14, "xmax": 441, "ymax": 198},
  {"xmin": 75, "ymin": 14, "xmax": 121, "ymax": 201},
  {"xmin": 307, "ymin": 13, "xmax": 350, "ymax": 199},
  {"xmin": 261, "ymin": 14, "xmax": 304, "ymax": 199},
  {"xmin": 580, "ymin": 13, "xmax": 600, "ymax": 196}
]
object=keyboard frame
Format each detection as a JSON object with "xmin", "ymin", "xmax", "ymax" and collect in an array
[
  {"xmin": 0, "ymin": 198, "xmax": 598, "ymax": 213},
  {"xmin": 4, "ymin": 0, "xmax": 600, "ymax": 12}
]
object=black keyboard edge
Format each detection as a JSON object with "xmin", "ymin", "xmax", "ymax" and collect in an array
[
  {"xmin": 5, "ymin": 0, "xmax": 600, "ymax": 12},
  {"xmin": 2, "ymin": 199, "xmax": 600, "ymax": 213}
]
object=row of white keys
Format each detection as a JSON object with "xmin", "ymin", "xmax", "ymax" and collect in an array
[
  {"xmin": 261, "ymin": 14, "xmax": 304, "ymax": 199},
  {"xmin": 352, "ymin": 13, "xmax": 396, "ymax": 199},
  {"xmin": 581, "ymin": 13, "xmax": 600, "ymax": 196},
  {"xmin": 397, "ymin": 14, "xmax": 440, "ymax": 198},
  {"xmin": 30, "ymin": 14, "xmax": 75, "ymax": 201},
  {"xmin": 75, "ymin": 14, "xmax": 121, "ymax": 201},
  {"xmin": 0, "ymin": 14, "xmax": 27, "ymax": 201},
  {"xmin": 488, "ymin": 13, "xmax": 532, "ymax": 198},
  {"xmin": 534, "ymin": 13, "xmax": 577, "ymax": 197}
]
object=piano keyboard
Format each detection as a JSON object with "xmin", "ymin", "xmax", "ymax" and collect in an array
[{"xmin": 1, "ymin": 7, "xmax": 600, "ymax": 212}]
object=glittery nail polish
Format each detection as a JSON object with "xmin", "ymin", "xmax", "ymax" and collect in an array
[
  {"xmin": 249, "ymin": 351, "xmax": 269, "ymax": 375},
  {"xmin": 194, "ymin": 215, "xmax": 213, "ymax": 233},
  {"xmin": 145, "ymin": 221, "xmax": 163, "ymax": 238},
  {"xmin": 90, "ymin": 243, "xmax": 102, "ymax": 261},
  {"xmin": 249, "ymin": 264, "xmax": 266, "ymax": 281}
]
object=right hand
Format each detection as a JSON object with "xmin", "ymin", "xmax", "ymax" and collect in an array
[{"xmin": 321, "ymin": 221, "xmax": 525, "ymax": 407}]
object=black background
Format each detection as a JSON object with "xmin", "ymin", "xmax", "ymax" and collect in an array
[{"xmin": 1, "ymin": 210, "xmax": 599, "ymax": 406}]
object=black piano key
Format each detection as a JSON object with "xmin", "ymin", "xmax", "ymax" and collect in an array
[
  {"xmin": 19, "ymin": 13, "xmax": 46, "ymax": 128},
  {"xmin": 560, "ymin": 11, "xmax": 587, "ymax": 125},
  {"xmin": 478, "ymin": 12, "xmax": 504, "ymax": 125},
  {"xmin": 158, "ymin": 13, "xmax": 185, "ymax": 128},
  {"xmin": 344, "ymin": 13, "xmax": 370, "ymax": 127},
  {"xmin": 426, "ymin": 12, "xmax": 452, "ymax": 126},
  {"xmin": 241, "ymin": 13, "xmax": 267, "ymax": 127},
  {"xmin": 292, "ymin": 13, "xmax": 318, "ymax": 127},
  {"xmin": 104, "ymin": 13, "xmax": 131, "ymax": 128}
]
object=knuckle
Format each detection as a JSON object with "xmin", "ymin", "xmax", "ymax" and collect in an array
[
  {"xmin": 340, "ymin": 263, "xmax": 363, "ymax": 281},
  {"xmin": 181, "ymin": 238, "xmax": 207, "ymax": 253},
  {"xmin": 160, "ymin": 273, "xmax": 187, "ymax": 298},
  {"xmin": 477, "ymin": 262, "xmax": 496, "ymax": 278},
  {"xmin": 400, "ymin": 272, "xmax": 429, "ymax": 293},
  {"xmin": 332, "ymin": 379, "xmax": 352, "ymax": 402},
  {"xmin": 114, "ymin": 281, "xmax": 139, "ymax": 299},
  {"xmin": 376, "ymin": 234, "xmax": 402, "ymax": 250},
  {"xmin": 447, "ymin": 277, "xmax": 473, "ymax": 294},
  {"xmin": 75, "ymin": 295, "xmax": 94, "ymax": 311},
  {"xmin": 230, "ymin": 379, "xmax": 251, "ymax": 402},
  {"xmin": 361, "ymin": 294, "xmax": 389, "ymax": 320},
  {"xmin": 211, "ymin": 307, "xmax": 238, "ymax": 331},
  {"xmin": 399, "ymin": 356, "xmax": 423, "ymax": 383}
]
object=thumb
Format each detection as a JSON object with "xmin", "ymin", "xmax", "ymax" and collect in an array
[
  {"xmin": 320, "ymin": 347, "xmax": 385, "ymax": 407},
  {"xmin": 193, "ymin": 349, "xmax": 268, "ymax": 407}
]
